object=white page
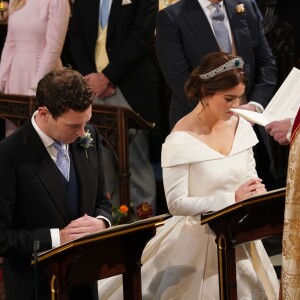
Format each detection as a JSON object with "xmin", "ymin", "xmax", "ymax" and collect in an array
[
  {"xmin": 263, "ymin": 67, "xmax": 300, "ymax": 121},
  {"xmin": 231, "ymin": 67, "xmax": 300, "ymax": 126}
]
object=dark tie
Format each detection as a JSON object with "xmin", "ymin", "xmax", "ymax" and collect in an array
[
  {"xmin": 53, "ymin": 141, "xmax": 69, "ymax": 181},
  {"xmin": 100, "ymin": 0, "xmax": 110, "ymax": 29},
  {"xmin": 211, "ymin": 3, "xmax": 232, "ymax": 53}
]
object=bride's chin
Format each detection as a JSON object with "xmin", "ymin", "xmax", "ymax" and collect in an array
[{"xmin": 223, "ymin": 114, "xmax": 232, "ymax": 121}]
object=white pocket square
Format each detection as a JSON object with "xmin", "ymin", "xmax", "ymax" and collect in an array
[{"xmin": 122, "ymin": 0, "xmax": 132, "ymax": 5}]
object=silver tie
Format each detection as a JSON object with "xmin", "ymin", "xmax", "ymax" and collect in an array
[
  {"xmin": 211, "ymin": 3, "xmax": 232, "ymax": 53},
  {"xmin": 53, "ymin": 141, "xmax": 69, "ymax": 181}
]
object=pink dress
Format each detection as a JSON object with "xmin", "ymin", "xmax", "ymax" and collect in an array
[{"xmin": 0, "ymin": 0, "xmax": 70, "ymax": 95}]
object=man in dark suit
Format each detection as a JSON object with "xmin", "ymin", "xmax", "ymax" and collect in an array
[
  {"xmin": 0, "ymin": 68, "xmax": 112, "ymax": 300},
  {"xmin": 156, "ymin": 0, "xmax": 277, "ymax": 189},
  {"xmin": 69, "ymin": 0, "xmax": 159, "ymax": 214}
]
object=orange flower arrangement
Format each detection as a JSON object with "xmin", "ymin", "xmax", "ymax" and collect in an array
[
  {"xmin": 108, "ymin": 192, "xmax": 153, "ymax": 225},
  {"xmin": 112, "ymin": 204, "xmax": 129, "ymax": 225},
  {"xmin": 119, "ymin": 205, "xmax": 129, "ymax": 214},
  {"xmin": 111, "ymin": 202, "xmax": 153, "ymax": 225}
]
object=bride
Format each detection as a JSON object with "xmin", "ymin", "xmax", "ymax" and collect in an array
[{"xmin": 98, "ymin": 52, "xmax": 279, "ymax": 300}]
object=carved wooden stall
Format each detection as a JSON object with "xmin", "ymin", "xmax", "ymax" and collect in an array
[
  {"xmin": 90, "ymin": 104, "xmax": 154, "ymax": 207},
  {"xmin": 0, "ymin": 93, "xmax": 154, "ymax": 211},
  {"xmin": 262, "ymin": 0, "xmax": 298, "ymax": 84},
  {"xmin": 0, "ymin": 93, "xmax": 36, "ymax": 126}
]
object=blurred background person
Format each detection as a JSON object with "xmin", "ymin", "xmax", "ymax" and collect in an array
[
  {"xmin": 69, "ymin": 0, "xmax": 159, "ymax": 216},
  {"xmin": 0, "ymin": 0, "xmax": 70, "ymax": 136},
  {"xmin": 0, "ymin": 0, "xmax": 8, "ymax": 142}
]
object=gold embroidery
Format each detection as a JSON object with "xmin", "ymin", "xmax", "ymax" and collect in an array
[{"xmin": 282, "ymin": 130, "xmax": 300, "ymax": 299}]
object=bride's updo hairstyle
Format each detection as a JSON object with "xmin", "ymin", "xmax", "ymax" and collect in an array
[{"xmin": 185, "ymin": 52, "xmax": 248, "ymax": 106}]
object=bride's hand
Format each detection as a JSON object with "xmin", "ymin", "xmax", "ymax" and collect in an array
[{"xmin": 235, "ymin": 178, "xmax": 266, "ymax": 202}]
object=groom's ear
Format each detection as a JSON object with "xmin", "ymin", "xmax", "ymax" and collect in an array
[{"xmin": 38, "ymin": 106, "xmax": 51, "ymax": 122}]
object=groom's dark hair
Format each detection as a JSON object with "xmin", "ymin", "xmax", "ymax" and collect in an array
[{"xmin": 36, "ymin": 68, "xmax": 94, "ymax": 119}]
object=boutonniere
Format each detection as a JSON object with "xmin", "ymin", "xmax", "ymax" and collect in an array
[
  {"xmin": 122, "ymin": 0, "xmax": 132, "ymax": 5},
  {"xmin": 236, "ymin": 4, "xmax": 245, "ymax": 14},
  {"xmin": 77, "ymin": 129, "xmax": 93, "ymax": 158}
]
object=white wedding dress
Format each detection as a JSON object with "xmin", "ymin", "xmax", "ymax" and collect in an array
[{"xmin": 98, "ymin": 117, "xmax": 279, "ymax": 299}]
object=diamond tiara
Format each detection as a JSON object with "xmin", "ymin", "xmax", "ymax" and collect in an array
[{"xmin": 199, "ymin": 57, "xmax": 244, "ymax": 79}]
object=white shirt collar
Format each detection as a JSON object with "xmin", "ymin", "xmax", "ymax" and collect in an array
[
  {"xmin": 198, "ymin": 0, "xmax": 224, "ymax": 10},
  {"xmin": 31, "ymin": 111, "xmax": 55, "ymax": 148}
]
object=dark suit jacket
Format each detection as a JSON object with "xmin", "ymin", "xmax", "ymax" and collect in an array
[
  {"xmin": 0, "ymin": 121, "xmax": 112, "ymax": 300},
  {"xmin": 69, "ymin": 0, "xmax": 159, "ymax": 124},
  {"xmin": 156, "ymin": 0, "xmax": 277, "ymax": 128}
]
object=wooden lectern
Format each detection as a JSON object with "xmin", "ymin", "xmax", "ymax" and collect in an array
[
  {"xmin": 32, "ymin": 214, "xmax": 171, "ymax": 300},
  {"xmin": 201, "ymin": 188, "xmax": 286, "ymax": 300},
  {"xmin": 0, "ymin": 93, "xmax": 154, "ymax": 212}
]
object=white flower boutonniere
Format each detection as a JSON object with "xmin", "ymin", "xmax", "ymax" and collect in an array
[
  {"xmin": 78, "ymin": 130, "xmax": 93, "ymax": 158},
  {"xmin": 122, "ymin": 0, "xmax": 132, "ymax": 5},
  {"xmin": 236, "ymin": 4, "xmax": 245, "ymax": 14}
]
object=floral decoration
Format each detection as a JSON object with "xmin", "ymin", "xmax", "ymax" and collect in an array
[
  {"xmin": 111, "ymin": 202, "xmax": 153, "ymax": 225},
  {"xmin": 112, "ymin": 204, "xmax": 129, "ymax": 226},
  {"xmin": 236, "ymin": 4, "xmax": 245, "ymax": 14},
  {"xmin": 136, "ymin": 202, "xmax": 153, "ymax": 219},
  {"xmin": 77, "ymin": 129, "xmax": 93, "ymax": 158}
]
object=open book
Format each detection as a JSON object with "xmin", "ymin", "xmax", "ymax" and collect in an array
[{"xmin": 231, "ymin": 67, "xmax": 300, "ymax": 126}]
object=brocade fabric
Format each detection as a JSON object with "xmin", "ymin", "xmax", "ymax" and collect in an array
[{"xmin": 281, "ymin": 129, "xmax": 300, "ymax": 300}]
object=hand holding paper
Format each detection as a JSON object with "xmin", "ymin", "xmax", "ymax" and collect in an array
[{"xmin": 265, "ymin": 119, "xmax": 293, "ymax": 145}]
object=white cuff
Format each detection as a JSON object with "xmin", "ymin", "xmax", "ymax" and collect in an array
[
  {"xmin": 50, "ymin": 228, "xmax": 61, "ymax": 248},
  {"xmin": 96, "ymin": 215, "xmax": 111, "ymax": 227},
  {"xmin": 248, "ymin": 101, "xmax": 264, "ymax": 113}
]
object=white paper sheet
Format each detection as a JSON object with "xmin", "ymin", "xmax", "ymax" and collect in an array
[{"xmin": 231, "ymin": 67, "xmax": 300, "ymax": 126}]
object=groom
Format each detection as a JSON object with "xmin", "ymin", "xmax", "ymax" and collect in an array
[{"xmin": 0, "ymin": 68, "xmax": 112, "ymax": 300}]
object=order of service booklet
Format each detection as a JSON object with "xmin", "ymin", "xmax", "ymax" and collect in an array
[{"xmin": 231, "ymin": 67, "xmax": 300, "ymax": 126}]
